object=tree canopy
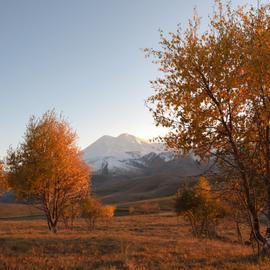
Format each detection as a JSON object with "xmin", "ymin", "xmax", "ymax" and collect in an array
[
  {"xmin": 175, "ymin": 177, "xmax": 224, "ymax": 238},
  {"xmin": 6, "ymin": 110, "xmax": 91, "ymax": 232},
  {"xmin": 147, "ymin": 1, "xmax": 270, "ymax": 255},
  {"xmin": 0, "ymin": 161, "xmax": 7, "ymax": 195}
]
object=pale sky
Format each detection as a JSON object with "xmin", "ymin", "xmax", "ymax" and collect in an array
[{"xmin": 0, "ymin": 0, "xmax": 265, "ymax": 157}]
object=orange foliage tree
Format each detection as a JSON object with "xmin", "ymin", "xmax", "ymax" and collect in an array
[
  {"xmin": 0, "ymin": 161, "xmax": 7, "ymax": 195},
  {"xmin": 6, "ymin": 111, "xmax": 90, "ymax": 233},
  {"xmin": 81, "ymin": 196, "xmax": 116, "ymax": 230},
  {"xmin": 175, "ymin": 177, "xmax": 224, "ymax": 238},
  {"xmin": 146, "ymin": 1, "xmax": 270, "ymax": 255},
  {"xmin": 101, "ymin": 205, "xmax": 116, "ymax": 220},
  {"xmin": 81, "ymin": 196, "xmax": 102, "ymax": 230}
]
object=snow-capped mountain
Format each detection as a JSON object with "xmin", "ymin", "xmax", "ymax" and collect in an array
[
  {"xmin": 83, "ymin": 133, "xmax": 170, "ymax": 176},
  {"xmin": 81, "ymin": 133, "xmax": 212, "ymax": 203}
]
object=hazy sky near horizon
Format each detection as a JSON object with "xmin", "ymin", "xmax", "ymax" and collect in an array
[{"xmin": 0, "ymin": 0, "xmax": 265, "ymax": 157}]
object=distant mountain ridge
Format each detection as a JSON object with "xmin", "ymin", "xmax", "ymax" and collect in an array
[
  {"xmin": 82, "ymin": 133, "xmax": 210, "ymax": 203},
  {"xmin": 83, "ymin": 133, "xmax": 168, "ymax": 176},
  {"xmin": 82, "ymin": 133, "xmax": 206, "ymax": 178}
]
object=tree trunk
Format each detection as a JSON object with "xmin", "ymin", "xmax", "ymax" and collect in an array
[
  {"xmin": 51, "ymin": 224, "xmax": 57, "ymax": 233},
  {"xmin": 261, "ymin": 184, "xmax": 270, "ymax": 257},
  {"xmin": 236, "ymin": 221, "xmax": 243, "ymax": 244},
  {"xmin": 47, "ymin": 217, "xmax": 52, "ymax": 231},
  {"xmin": 63, "ymin": 217, "xmax": 69, "ymax": 229},
  {"xmin": 70, "ymin": 217, "xmax": 74, "ymax": 230},
  {"xmin": 46, "ymin": 213, "xmax": 58, "ymax": 233},
  {"xmin": 261, "ymin": 126, "xmax": 270, "ymax": 257}
]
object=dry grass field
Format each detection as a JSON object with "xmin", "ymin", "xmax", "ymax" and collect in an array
[
  {"xmin": 0, "ymin": 209, "xmax": 270, "ymax": 270},
  {"xmin": 0, "ymin": 203, "xmax": 42, "ymax": 219}
]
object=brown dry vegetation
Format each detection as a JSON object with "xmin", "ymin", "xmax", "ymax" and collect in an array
[
  {"xmin": 0, "ymin": 210, "xmax": 270, "ymax": 269},
  {"xmin": 0, "ymin": 204, "xmax": 42, "ymax": 219}
]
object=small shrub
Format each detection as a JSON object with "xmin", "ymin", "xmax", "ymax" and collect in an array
[
  {"xmin": 101, "ymin": 205, "xmax": 116, "ymax": 221},
  {"xmin": 81, "ymin": 196, "xmax": 116, "ymax": 230},
  {"xmin": 175, "ymin": 177, "xmax": 225, "ymax": 238},
  {"xmin": 60, "ymin": 203, "xmax": 81, "ymax": 230},
  {"xmin": 81, "ymin": 196, "xmax": 103, "ymax": 230}
]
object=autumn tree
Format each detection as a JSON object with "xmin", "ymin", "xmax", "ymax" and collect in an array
[
  {"xmin": 101, "ymin": 205, "xmax": 116, "ymax": 220},
  {"xmin": 219, "ymin": 172, "xmax": 265, "ymax": 248},
  {"xmin": 6, "ymin": 111, "xmax": 90, "ymax": 233},
  {"xmin": 81, "ymin": 196, "xmax": 103, "ymax": 230},
  {"xmin": 175, "ymin": 177, "xmax": 224, "ymax": 238},
  {"xmin": 60, "ymin": 202, "xmax": 82, "ymax": 230},
  {"xmin": 81, "ymin": 196, "xmax": 116, "ymax": 230},
  {"xmin": 147, "ymin": 1, "xmax": 270, "ymax": 255},
  {"xmin": 0, "ymin": 161, "xmax": 7, "ymax": 196}
]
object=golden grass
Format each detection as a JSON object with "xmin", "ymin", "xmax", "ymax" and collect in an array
[{"xmin": 0, "ymin": 212, "xmax": 270, "ymax": 269}]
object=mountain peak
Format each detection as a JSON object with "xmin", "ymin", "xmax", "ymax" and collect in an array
[
  {"xmin": 99, "ymin": 135, "xmax": 115, "ymax": 141},
  {"xmin": 117, "ymin": 133, "xmax": 148, "ymax": 144},
  {"xmin": 118, "ymin": 133, "xmax": 133, "ymax": 138},
  {"xmin": 83, "ymin": 133, "xmax": 151, "ymax": 160},
  {"xmin": 83, "ymin": 133, "xmax": 164, "ymax": 175}
]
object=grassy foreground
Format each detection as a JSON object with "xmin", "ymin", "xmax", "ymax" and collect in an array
[{"xmin": 0, "ymin": 212, "xmax": 270, "ymax": 270}]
